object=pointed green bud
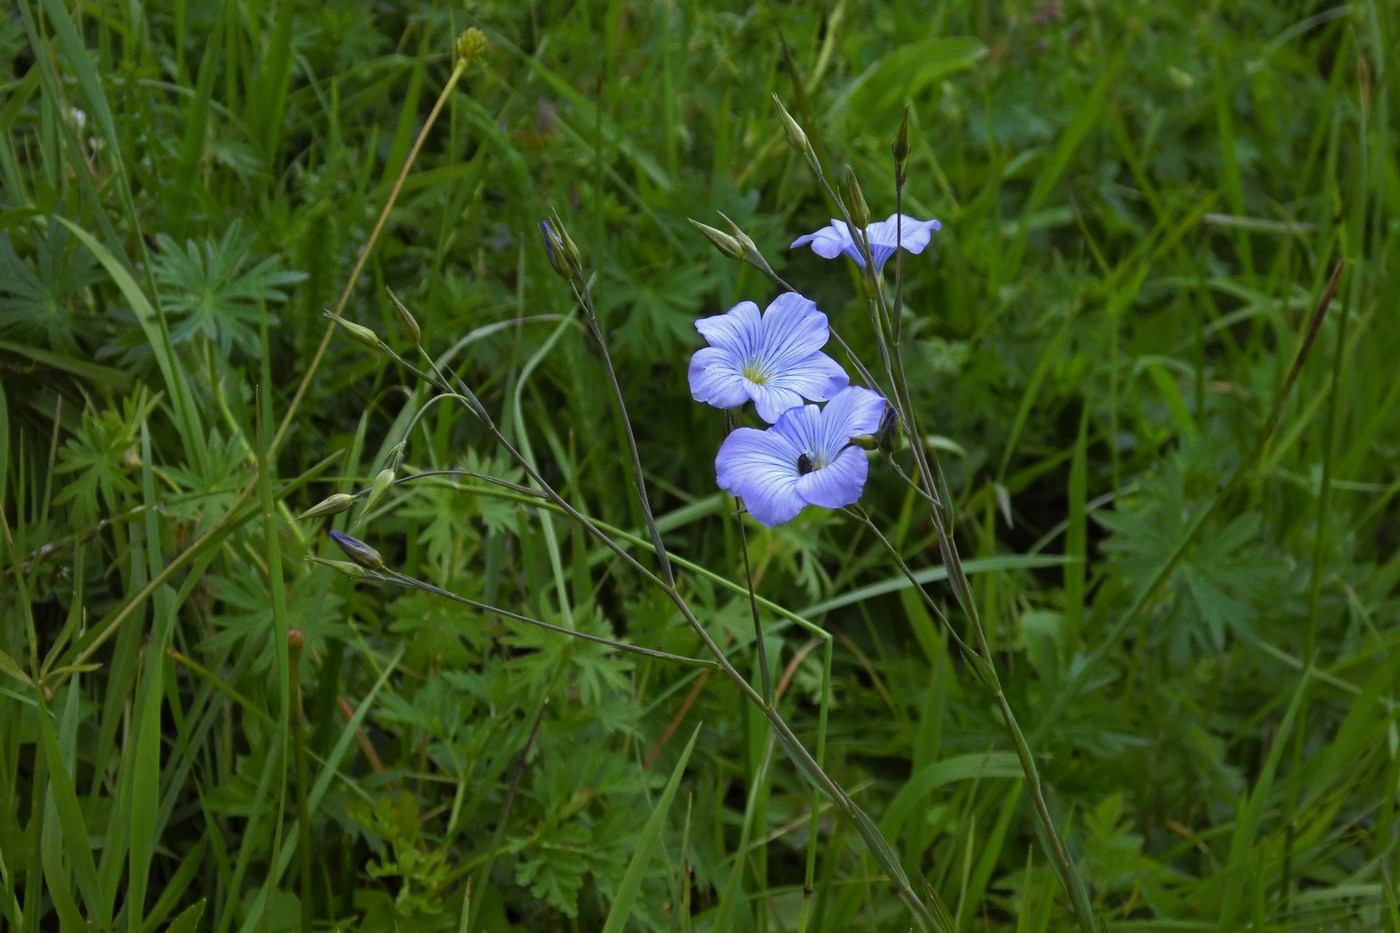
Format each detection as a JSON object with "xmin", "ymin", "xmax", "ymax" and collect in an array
[
  {"xmin": 771, "ymin": 93, "xmax": 809, "ymax": 156},
  {"xmin": 363, "ymin": 468, "xmax": 396, "ymax": 515},
  {"xmin": 326, "ymin": 313, "xmax": 382, "ymax": 350},
  {"xmin": 876, "ymin": 404, "xmax": 900, "ymax": 456},
  {"xmin": 892, "ymin": 106, "xmax": 911, "ymax": 188},
  {"xmin": 717, "ymin": 212, "xmax": 759, "ymax": 259},
  {"xmin": 306, "ymin": 556, "xmax": 373, "ymax": 579},
  {"xmin": 328, "ymin": 530, "xmax": 384, "ymax": 571},
  {"xmin": 539, "ymin": 220, "xmax": 568, "ymax": 279},
  {"xmin": 385, "ymin": 441, "xmax": 407, "ymax": 473},
  {"xmin": 844, "ymin": 165, "xmax": 871, "ymax": 233},
  {"xmin": 299, "ymin": 493, "xmax": 356, "ymax": 520},
  {"xmin": 540, "ymin": 212, "xmax": 583, "ymax": 281},
  {"xmin": 386, "ymin": 288, "xmax": 421, "ymax": 346},
  {"xmin": 689, "ymin": 219, "xmax": 744, "ymax": 260}
]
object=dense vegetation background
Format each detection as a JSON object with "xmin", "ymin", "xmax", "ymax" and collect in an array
[{"xmin": 3, "ymin": 1, "xmax": 1397, "ymax": 930}]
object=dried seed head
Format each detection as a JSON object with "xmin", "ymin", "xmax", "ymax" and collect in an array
[{"xmin": 454, "ymin": 28, "xmax": 489, "ymax": 68}]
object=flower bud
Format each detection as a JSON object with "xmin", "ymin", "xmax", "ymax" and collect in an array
[
  {"xmin": 540, "ymin": 215, "xmax": 583, "ymax": 281},
  {"xmin": 328, "ymin": 530, "xmax": 384, "ymax": 571},
  {"xmin": 717, "ymin": 212, "xmax": 759, "ymax": 259},
  {"xmin": 689, "ymin": 219, "xmax": 744, "ymax": 260},
  {"xmin": 771, "ymin": 93, "xmax": 810, "ymax": 156},
  {"xmin": 307, "ymin": 556, "xmax": 373, "ymax": 579},
  {"xmin": 386, "ymin": 288, "xmax": 420, "ymax": 346},
  {"xmin": 299, "ymin": 493, "xmax": 356, "ymax": 520},
  {"xmin": 385, "ymin": 441, "xmax": 407, "ymax": 472},
  {"xmin": 362, "ymin": 468, "xmax": 396, "ymax": 515},
  {"xmin": 892, "ymin": 106, "xmax": 911, "ymax": 188},
  {"xmin": 326, "ymin": 313, "xmax": 382, "ymax": 350},
  {"xmin": 877, "ymin": 403, "xmax": 900, "ymax": 455},
  {"xmin": 844, "ymin": 165, "xmax": 870, "ymax": 233}
]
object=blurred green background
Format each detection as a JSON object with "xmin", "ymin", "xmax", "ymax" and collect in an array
[{"xmin": 3, "ymin": 1, "xmax": 1397, "ymax": 930}]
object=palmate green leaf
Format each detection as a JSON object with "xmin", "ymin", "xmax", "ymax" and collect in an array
[
  {"xmin": 1095, "ymin": 445, "xmax": 1284, "ymax": 666},
  {"xmin": 200, "ymin": 567, "xmax": 344, "ymax": 678},
  {"xmin": 503, "ymin": 606, "xmax": 636, "ymax": 710},
  {"xmin": 54, "ymin": 388, "xmax": 161, "ymax": 528},
  {"xmin": 602, "ymin": 258, "xmax": 710, "ymax": 362},
  {"xmin": 151, "ymin": 219, "xmax": 306, "ymax": 359},
  {"xmin": 0, "ymin": 225, "xmax": 106, "ymax": 355}
]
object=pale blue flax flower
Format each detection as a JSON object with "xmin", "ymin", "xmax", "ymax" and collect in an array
[
  {"xmin": 689, "ymin": 292, "xmax": 848, "ymax": 423},
  {"xmin": 715, "ymin": 386, "xmax": 885, "ymax": 526},
  {"xmin": 790, "ymin": 213, "xmax": 941, "ymax": 272}
]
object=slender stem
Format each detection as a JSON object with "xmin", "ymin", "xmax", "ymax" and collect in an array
[
  {"xmin": 779, "ymin": 104, "xmax": 1097, "ymax": 929},
  {"xmin": 288, "ymin": 633, "xmax": 313, "ymax": 933},
  {"xmin": 380, "ymin": 570, "xmax": 717, "ymax": 670},
  {"xmin": 851, "ymin": 508, "xmax": 1093, "ymax": 929},
  {"xmin": 566, "ymin": 276, "xmax": 677, "ymax": 585},
  {"xmin": 275, "ymin": 57, "xmax": 469, "ymax": 463},
  {"xmin": 734, "ymin": 500, "xmax": 773, "ymax": 705}
]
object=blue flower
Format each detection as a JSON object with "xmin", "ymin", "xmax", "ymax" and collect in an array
[
  {"xmin": 715, "ymin": 386, "xmax": 886, "ymax": 526},
  {"xmin": 689, "ymin": 293, "xmax": 849, "ymax": 423},
  {"xmin": 790, "ymin": 213, "xmax": 942, "ymax": 272}
]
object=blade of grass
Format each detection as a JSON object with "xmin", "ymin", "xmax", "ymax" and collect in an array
[{"xmin": 601, "ymin": 724, "xmax": 702, "ymax": 933}]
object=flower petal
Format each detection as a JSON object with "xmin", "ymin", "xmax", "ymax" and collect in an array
[
  {"xmin": 816, "ymin": 386, "xmax": 886, "ymax": 456},
  {"xmin": 790, "ymin": 220, "xmax": 856, "ymax": 262},
  {"xmin": 796, "ymin": 446, "xmax": 869, "ymax": 509},
  {"xmin": 866, "ymin": 214, "xmax": 942, "ymax": 271},
  {"xmin": 747, "ymin": 384, "xmax": 808, "ymax": 424},
  {"xmin": 688, "ymin": 347, "xmax": 753, "ymax": 410},
  {"xmin": 766, "ymin": 352, "xmax": 849, "ymax": 405},
  {"xmin": 756, "ymin": 292, "xmax": 830, "ymax": 363},
  {"xmin": 694, "ymin": 300, "xmax": 762, "ymax": 355},
  {"xmin": 716, "ymin": 426, "xmax": 807, "ymax": 526}
]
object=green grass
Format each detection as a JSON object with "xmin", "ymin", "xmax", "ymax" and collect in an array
[{"xmin": 3, "ymin": 1, "xmax": 1398, "ymax": 930}]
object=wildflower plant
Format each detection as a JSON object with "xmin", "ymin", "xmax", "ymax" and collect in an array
[{"xmin": 304, "ymin": 82, "xmax": 1099, "ymax": 932}]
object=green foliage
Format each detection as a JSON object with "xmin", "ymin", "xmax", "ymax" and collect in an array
[
  {"xmin": 150, "ymin": 220, "xmax": 306, "ymax": 359},
  {"xmin": 3, "ymin": 0, "xmax": 1397, "ymax": 930}
]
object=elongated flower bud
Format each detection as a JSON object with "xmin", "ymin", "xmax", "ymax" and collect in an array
[
  {"xmin": 844, "ymin": 165, "xmax": 870, "ymax": 233},
  {"xmin": 299, "ymin": 493, "xmax": 356, "ymax": 520},
  {"xmin": 325, "ymin": 313, "xmax": 382, "ymax": 350},
  {"xmin": 717, "ymin": 212, "xmax": 760, "ymax": 259},
  {"xmin": 307, "ymin": 556, "xmax": 373, "ymax": 579},
  {"xmin": 363, "ymin": 468, "xmax": 396, "ymax": 515},
  {"xmin": 540, "ymin": 214, "xmax": 583, "ymax": 281},
  {"xmin": 386, "ymin": 288, "xmax": 421, "ymax": 346},
  {"xmin": 689, "ymin": 219, "xmax": 744, "ymax": 260},
  {"xmin": 892, "ymin": 106, "xmax": 911, "ymax": 188},
  {"xmin": 328, "ymin": 530, "xmax": 384, "ymax": 571},
  {"xmin": 771, "ymin": 93, "xmax": 809, "ymax": 156}
]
